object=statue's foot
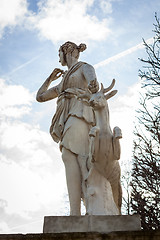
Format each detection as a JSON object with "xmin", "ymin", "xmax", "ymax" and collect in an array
[{"xmin": 113, "ymin": 126, "xmax": 122, "ymax": 139}]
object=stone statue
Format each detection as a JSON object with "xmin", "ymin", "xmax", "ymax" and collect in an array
[{"xmin": 36, "ymin": 41, "xmax": 122, "ymax": 216}]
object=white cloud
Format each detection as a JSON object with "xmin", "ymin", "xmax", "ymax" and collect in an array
[
  {"xmin": 0, "ymin": 0, "xmax": 28, "ymax": 37},
  {"xmin": 29, "ymin": 0, "xmax": 111, "ymax": 43},
  {"xmin": 0, "ymin": 79, "xmax": 34, "ymax": 118},
  {"xmin": 99, "ymin": 0, "xmax": 123, "ymax": 14},
  {"xmin": 0, "ymin": 118, "xmax": 66, "ymax": 232},
  {"xmin": 0, "ymin": 79, "xmax": 67, "ymax": 233},
  {"xmin": 0, "ymin": 221, "xmax": 10, "ymax": 233},
  {"xmin": 0, "ymin": 160, "xmax": 65, "ymax": 214},
  {"xmin": 0, "ymin": 0, "xmax": 112, "ymax": 43},
  {"xmin": 100, "ymin": 0, "xmax": 113, "ymax": 14},
  {"xmin": 109, "ymin": 82, "xmax": 141, "ymax": 163}
]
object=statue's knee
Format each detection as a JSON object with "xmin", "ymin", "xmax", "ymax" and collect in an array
[
  {"xmin": 62, "ymin": 147, "xmax": 75, "ymax": 164},
  {"xmin": 62, "ymin": 148, "xmax": 69, "ymax": 163}
]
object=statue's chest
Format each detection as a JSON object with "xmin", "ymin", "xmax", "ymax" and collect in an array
[{"xmin": 66, "ymin": 71, "xmax": 86, "ymax": 89}]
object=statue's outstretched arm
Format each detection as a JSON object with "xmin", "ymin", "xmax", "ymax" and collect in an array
[{"xmin": 36, "ymin": 68, "xmax": 63, "ymax": 102}]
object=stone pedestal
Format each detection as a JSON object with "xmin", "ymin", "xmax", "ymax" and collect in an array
[{"xmin": 43, "ymin": 215, "xmax": 141, "ymax": 233}]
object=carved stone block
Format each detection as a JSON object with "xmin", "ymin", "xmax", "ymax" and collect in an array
[{"xmin": 43, "ymin": 215, "xmax": 141, "ymax": 233}]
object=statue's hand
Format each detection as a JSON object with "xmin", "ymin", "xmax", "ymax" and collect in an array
[
  {"xmin": 49, "ymin": 68, "xmax": 64, "ymax": 82},
  {"xmin": 88, "ymin": 79, "xmax": 99, "ymax": 93},
  {"xmin": 113, "ymin": 126, "xmax": 122, "ymax": 139}
]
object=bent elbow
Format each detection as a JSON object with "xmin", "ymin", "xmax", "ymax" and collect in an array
[{"xmin": 36, "ymin": 94, "xmax": 43, "ymax": 102}]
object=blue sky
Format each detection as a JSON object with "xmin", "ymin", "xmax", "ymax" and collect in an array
[{"xmin": 0, "ymin": 0, "xmax": 160, "ymax": 234}]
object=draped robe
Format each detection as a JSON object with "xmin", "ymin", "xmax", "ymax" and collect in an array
[{"xmin": 50, "ymin": 62, "xmax": 98, "ymax": 155}]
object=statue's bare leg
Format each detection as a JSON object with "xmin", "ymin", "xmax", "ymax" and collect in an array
[
  {"xmin": 111, "ymin": 180, "xmax": 122, "ymax": 214},
  {"xmin": 62, "ymin": 147, "xmax": 81, "ymax": 216}
]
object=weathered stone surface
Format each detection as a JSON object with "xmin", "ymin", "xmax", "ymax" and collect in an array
[
  {"xmin": 0, "ymin": 230, "xmax": 160, "ymax": 240},
  {"xmin": 36, "ymin": 41, "xmax": 122, "ymax": 216},
  {"xmin": 43, "ymin": 215, "xmax": 141, "ymax": 233}
]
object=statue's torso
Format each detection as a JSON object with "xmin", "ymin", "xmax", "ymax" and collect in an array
[
  {"xmin": 57, "ymin": 63, "xmax": 95, "ymax": 125},
  {"xmin": 50, "ymin": 63, "xmax": 95, "ymax": 154},
  {"xmin": 59, "ymin": 63, "xmax": 90, "ymax": 92}
]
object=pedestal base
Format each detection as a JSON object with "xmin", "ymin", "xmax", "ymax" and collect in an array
[{"xmin": 43, "ymin": 215, "xmax": 141, "ymax": 233}]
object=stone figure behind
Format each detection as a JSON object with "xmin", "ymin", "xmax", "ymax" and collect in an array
[{"xmin": 36, "ymin": 41, "xmax": 122, "ymax": 216}]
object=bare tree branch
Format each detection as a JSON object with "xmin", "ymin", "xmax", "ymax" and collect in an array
[{"xmin": 130, "ymin": 14, "xmax": 160, "ymax": 230}]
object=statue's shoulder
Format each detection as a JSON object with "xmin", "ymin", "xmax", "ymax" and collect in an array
[
  {"xmin": 81, "ymin": 62, "xmax": 95, "ymax": 72},
  {"xmin": 81, "ymin": 62, "xmax": 96, "ymax": 76},
  {"xmin": 81, "ymin": 62, "xmax": 94, "ymax": 68}
]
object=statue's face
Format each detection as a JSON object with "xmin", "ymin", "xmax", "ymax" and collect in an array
[
  {"xmin": 89, "ymin": 92, "xmax": 106, "ymax": 110},
  {"xmin": 59, "ymin": 49, "xmax": 66, "ymax": 66}
]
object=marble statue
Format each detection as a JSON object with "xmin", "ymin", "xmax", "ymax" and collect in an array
[{"xmin": 36, "ymin": 41, "xmax": 122, "ymax": 216}]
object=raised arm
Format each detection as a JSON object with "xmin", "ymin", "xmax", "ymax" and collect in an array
[
  {"xmin": 82, "ymin": 64, "xmax": 99, "ymax": 93},
  {"xmin": 36, "ymin": 68, "xmax": 64, "ymax": 102}
]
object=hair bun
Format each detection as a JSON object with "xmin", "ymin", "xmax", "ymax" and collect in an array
[{"xmin": 78, "ymin": 43, "xmax": 87, "ymax": 52}]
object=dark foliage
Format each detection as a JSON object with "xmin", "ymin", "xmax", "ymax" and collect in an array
[{"xmin": 130, "ymin": 14, "xmax": 160, "ymax": 230}]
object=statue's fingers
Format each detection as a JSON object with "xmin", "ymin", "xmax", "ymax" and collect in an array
[
  {"xmin": 56, "ymin": 68, "xmax": 64, "ymax": 74},
  {"xmin": 54, "ymin": 68, "xmax": 61, "ymax": 73},
  {"xmin": 56, "ymin": 72, "xmax": 63, "ymax": 78},
  {"xmin": 53, "ymin": 68, "xmax": 60, "ymax": 73},
  {"xmin": 57, "ymin": 72, "xmax": 62, "ymax": 77}
]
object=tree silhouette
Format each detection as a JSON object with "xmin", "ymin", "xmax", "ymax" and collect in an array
[{"xmin": 130, "ymin": 14, "xmax": 160, "ymax": 230}]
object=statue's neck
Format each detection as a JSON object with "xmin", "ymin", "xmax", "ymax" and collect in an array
[
  {"xmin": 66, "ymin": 57, "xmax": 78, "ymax": 69},
  {"xmin": 95, "ymin": 108, "xmax": 111, "ymax": 133}
]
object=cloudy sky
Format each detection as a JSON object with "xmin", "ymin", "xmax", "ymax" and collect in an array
[{"xmin": 0, "ymin": 0, "xmax": 159, "ymax": 234}]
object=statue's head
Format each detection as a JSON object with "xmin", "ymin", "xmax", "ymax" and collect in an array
[{"xmin": 59, "ymin": 41, "xmax": 86, "ymax": 66}]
